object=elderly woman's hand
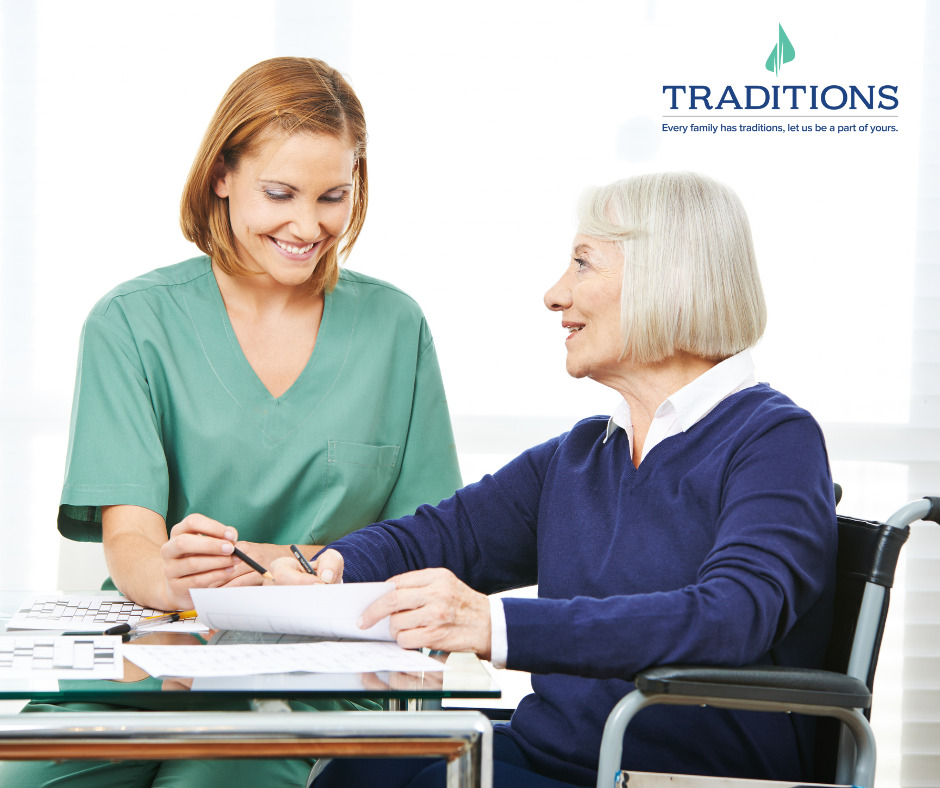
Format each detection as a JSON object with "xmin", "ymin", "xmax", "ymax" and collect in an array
[
  {"xmin": 268, "ymin": 548, "xmax": 345, "ymax": 585},
  {"xmin": 358, "ymin": 568, "xmax": 492, "ymax": 660}
]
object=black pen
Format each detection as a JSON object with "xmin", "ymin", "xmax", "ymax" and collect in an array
[
  {"xmin": 103, "ymin": 612, "xmax": 182, "ymax": 636},
  {"xmin": 290, "ymin": 544, "xmax": 316, "ymax": 575},
  {"xmin": 232, "ymin": 545, "xmax": 274, "ymax": 580}
]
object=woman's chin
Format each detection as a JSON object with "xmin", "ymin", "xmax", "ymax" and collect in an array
[
  {"xmin": 263, "ymin": 264, "xmax": 320, "ymax": 289},
  {"xmin": 565, "ymin": 359, "xmax": 589, "ymax": 380}
]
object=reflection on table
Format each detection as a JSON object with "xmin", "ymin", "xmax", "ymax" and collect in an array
[{"xmin": 0, "ymin": 590, "xmax": 500, "ymax": 706}]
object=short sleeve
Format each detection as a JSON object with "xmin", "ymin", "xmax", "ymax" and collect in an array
[{"xmin": 58, "ymin": 307, "xmax": 169, "ymax": 542}]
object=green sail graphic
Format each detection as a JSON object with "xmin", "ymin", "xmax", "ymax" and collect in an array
[{"xmin": 765, "ymin": 24, "xmax": 795, "ymax": 75}]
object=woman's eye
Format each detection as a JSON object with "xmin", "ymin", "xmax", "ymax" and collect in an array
[
  {"xmin": 574, "ymin": 257, "xmax": 588, "ymax": 271},
  {"xmin": 265, "ymin": 190, "xmax": 292, "ymax": 202},
  {"xmin": 320, "ymin": 191, "xmax": 349, "ymax": 204}
]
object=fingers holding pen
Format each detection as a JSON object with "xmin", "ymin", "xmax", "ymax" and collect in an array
[
  {"xmin": 312, "ymin": 549, "xmax": 344, "ymax": 584},
  {"xmin": 164, "ymin": 514, "xmax": 238, "ymax": 558},
  {"xmin": 161, "ymin": 514, "xmax": 240, "ymax": 587},
  {"xmin": 268, "ymin": 549, "xmax": 344, "ymax": 586}
]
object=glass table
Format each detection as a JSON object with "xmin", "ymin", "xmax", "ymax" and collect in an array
[{"xmin": 0, "ymin": 591, "xmax": 500, "ymax": 787}]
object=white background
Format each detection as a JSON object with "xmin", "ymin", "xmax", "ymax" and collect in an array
[{"xmin": 0, "ymin": 1, "xmax": 935, "ymax": 785}]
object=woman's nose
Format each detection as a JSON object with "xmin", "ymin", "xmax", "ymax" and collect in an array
[
  {"xmin": 292, "ymin": 205, "xmax": 322, "ymax": 241},
  {"xmin": 544, "ymin": 272, "xmax": 572, "ymax": 312}
]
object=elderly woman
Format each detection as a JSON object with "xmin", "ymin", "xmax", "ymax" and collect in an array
[{"xmin": 272, "ymin": 172, "xmax": 837, "ymax": 787}]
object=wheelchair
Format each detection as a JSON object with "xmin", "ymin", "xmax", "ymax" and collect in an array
[{"xmin": 596, "ymin": 492, "xmax": 940, "ymax": 788}]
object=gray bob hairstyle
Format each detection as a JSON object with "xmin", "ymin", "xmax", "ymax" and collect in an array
[{"xmin": 577, "ymin": 172, "xmax": 767, "ymax": 365}]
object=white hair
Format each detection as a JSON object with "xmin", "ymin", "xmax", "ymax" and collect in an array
[{"xmin": 578, "ymin": 172, "xmax": 767, "ymax": 364}]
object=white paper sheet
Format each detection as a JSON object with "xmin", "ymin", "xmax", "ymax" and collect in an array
[
  {"xmin": 124, "ymin": 640, "xmax": 447, "ymax": 678},
  {"xmin": 7, "ymin": 594, "xmax": 208, "ymax": 634},
  {"xmin": 0, "ymin": 635, "xmax": 124, "ymax": 679},
  {"xmin": 190, "ymin": 583, "xmax": 396, "ymax": 640}
]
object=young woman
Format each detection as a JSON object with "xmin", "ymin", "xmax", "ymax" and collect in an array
[
  {"xmin": 9, "ymin": 56, "xmax": 462, "ymax": 788},
  {"xmin": 59, "ymin": 56, "xmax": 461, "ymax": 612}
]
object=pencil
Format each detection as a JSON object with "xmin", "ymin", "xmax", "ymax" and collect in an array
[
  {"xmin": 232, "ymin": 546, "xmax": 274, "ymax": 580},
  {"xmin": 144, "ymin": 609, "xmax": 198, "ymax": 621},
  {"xmin": 290, "ymin": 544, "xmax": 316, "ymax": 575}
]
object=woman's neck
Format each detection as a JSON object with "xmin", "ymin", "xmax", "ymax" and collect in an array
[
  {"xmin": 607, "ymin": 353, "xmax": 720, "ymax": 467},
  {"xmin": 212, "ymin": 261, "xmax": 320, "ymax": 319}
]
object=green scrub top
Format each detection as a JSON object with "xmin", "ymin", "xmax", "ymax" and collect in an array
[{"xmin": 58, "ymin": 256, "xmax": 462, "ymax": 549}]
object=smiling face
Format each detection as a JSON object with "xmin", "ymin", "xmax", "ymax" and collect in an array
[
  {"xmin": 212, "ymin": 131, "xmax": 356, "ymax": 288},
  {"xmin": 544, "ymin": 234, "xmax": 625, "ymax": 385}
]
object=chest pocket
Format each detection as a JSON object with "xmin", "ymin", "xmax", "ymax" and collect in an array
[{"xmin": 325, "ymin": 440, "xmax": 402, "ymax": 533}]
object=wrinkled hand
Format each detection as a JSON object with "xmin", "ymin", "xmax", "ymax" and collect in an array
[
  {"xmin": 359, "ymin": 569, "xmax": 491, "ymax": 660},
  {"xmin": 160, "ymin": 514, "xmax": 239, "ymax": 609},
  {"xmin": 268, "ymin": 548, "xmax": 344, "ymax": 586}
]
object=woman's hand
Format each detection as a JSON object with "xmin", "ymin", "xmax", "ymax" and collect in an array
[
  {"xmin": 268, "ymin": 548, "xmax": 344, "ymax": 585},
  {"xmin": 160, "ymin": 514, "xmax": 241, "ymax": 608},
  {"xmin": 359, "ymin": 569, "xmax": 492, "ymax": 659},
  {"xmin": 104, "ymin": 506, "xmax": 317, "ymax": 611},
  {"xmin": 222, "ymin": 540, "xmax": 292, "ymax": 587}
]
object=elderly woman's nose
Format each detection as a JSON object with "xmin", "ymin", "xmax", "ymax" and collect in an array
[{"xmin": 544, "ymin": 273, "xmax": 572, "ymax": 312}]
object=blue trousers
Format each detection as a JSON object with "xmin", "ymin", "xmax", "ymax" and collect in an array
[{"xmin": 311, "ymin": 725, "xmax": 584, "ymax": 788}]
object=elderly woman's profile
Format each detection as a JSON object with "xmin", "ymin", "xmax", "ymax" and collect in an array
[{"xmin": 273, "ymin": 171, "xmax": 838, "ymax": 788}]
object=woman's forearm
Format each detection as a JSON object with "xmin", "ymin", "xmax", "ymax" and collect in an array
[
  {"xmin": 102, "ymin": 504, "xmax": 177, "ymax": 610},
  {"xmin": 104, "ymin": 506, "xmax": 328, "ymax": 608}
]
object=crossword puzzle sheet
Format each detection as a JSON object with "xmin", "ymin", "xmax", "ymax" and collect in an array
[
  {"xmin": 0, "ymin": 635, "xmax": 124, "ymax": 679},
  {"xmin": 8, "ymin": 595, "xmax": 163, "ymax": 631},
  {"xmin": 7, "ymin": 595, "xmax": 206, "ymax": 633}
]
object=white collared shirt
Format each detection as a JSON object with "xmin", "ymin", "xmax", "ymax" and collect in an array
[
  {"xmin": 488, "ymin": 350, "xmax": 758, "ymax": 668},
  {"xmin": 604, "ymin": 348, "xmax": 758, "ymax": 461}
]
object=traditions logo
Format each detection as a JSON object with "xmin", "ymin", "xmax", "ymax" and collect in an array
[
  {"xmin": 662, "ymin": 18, "xmax": 898, "ymax": 112},
  {"xmin": 765, "ymin": 24, "xmax": 795, "ymax": 76}
]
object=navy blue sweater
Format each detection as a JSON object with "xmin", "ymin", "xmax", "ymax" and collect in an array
[{"xmin": 334, "ymin": 384, "xmax": 837, "ymax": 785}]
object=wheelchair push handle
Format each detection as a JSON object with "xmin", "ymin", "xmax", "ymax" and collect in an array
[
  {"xmin": 924, "ymin": 496, "xmax": 940, "ymax": 524},
  {"xmin": 885, "ymin": 496, "xmax": 940, "ymax": 528}
]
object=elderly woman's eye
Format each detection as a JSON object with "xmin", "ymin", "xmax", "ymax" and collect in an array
[{"xmin": 574, "ymin": 257, "xmax": 588, "ymax": 271}]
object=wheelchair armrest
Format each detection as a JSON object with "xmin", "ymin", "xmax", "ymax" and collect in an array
[
  {"xmin": 635, "ymin": 664, "xmax": 872, "ymax": 710},
  {"xmin": 597, "ymin": 665, "xmax": 876, "ymax": 788}
]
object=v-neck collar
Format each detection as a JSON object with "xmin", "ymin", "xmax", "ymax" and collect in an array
[{"xmin": 185, "ymin": 260, "xmax": 359, "ymax": 443}]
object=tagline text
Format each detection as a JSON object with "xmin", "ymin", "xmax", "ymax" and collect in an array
[{"xmin": 661, "ymin": 122, "xmax": 899, "ymax": 135}]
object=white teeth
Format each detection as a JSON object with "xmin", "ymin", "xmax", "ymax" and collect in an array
[{"xmin": 274, "ymin": 238, "xmax": 316, "ymax": 255}]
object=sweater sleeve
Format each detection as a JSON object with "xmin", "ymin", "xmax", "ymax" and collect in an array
[
  {"xmin": 502, "ymin": 413, "xmax": 836, "ymax": 678},
  {"xmin": 330, "ymin": 434, "xmax": 563, "ymax": 593}
]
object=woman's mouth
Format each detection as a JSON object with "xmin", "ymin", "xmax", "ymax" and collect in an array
[
  {"xmin": 270, "ymin": 237, "xmax": 321, "ymax": 259},
  {"xmin": 564, "ymin": 323, "xmax": 584, "ymax": 342}
]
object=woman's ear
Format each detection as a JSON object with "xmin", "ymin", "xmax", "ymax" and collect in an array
[{"xmin": 211, "ymin": 154, "xmax": 230, "ymax": 199}]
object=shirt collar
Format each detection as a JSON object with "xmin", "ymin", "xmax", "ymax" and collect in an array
[{"xmin": 604, "ymin": 349, "xmax": 757, "ymax": 443}]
